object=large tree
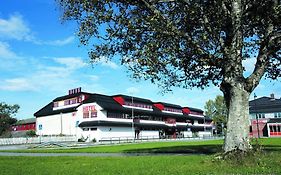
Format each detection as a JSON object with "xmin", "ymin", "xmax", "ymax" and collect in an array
[
  {"xmin": 58, "ymin": 0, "xmax": 281, "ymax": 153},
  {"xmin": 0, "ymin": 102, "xmax": 19, "ymax": 136}
]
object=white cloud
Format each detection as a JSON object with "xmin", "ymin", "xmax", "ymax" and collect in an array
[
  {"xmin": 0, "ymin": 14, "xmax": 74, "ymax": 46},
  {"xmin": 0, "ymin": 41, "xmax": 26, "ymax": 70},
  {"xmin": 88, "ymin": 75, "xmax": 99, "ymax": 81},
  {"xmin": 0, "ymin": 56, "xmax": 89, "ymax": 92},
  {"xmin": 0, "ymin": 41, "xmax": 19, "ymax": 59},
  {"xmin": 0, "ymin": 78, "xmax": 36, "ymax": 91},
  {"xmin": 45, "ymin": 36, "xmax": 75, "ymax": 46},
  {"xmin": 53, "ymin": 57, "xmax": 87, "ymax": 70},
  {"xmin": 126, "ymin": 87, "xmax": 140, "ymax": 95},
  {"xmin": 98, "ymin": 56, "xmax": 119, "ymax": 69},
  {"xmin": 0, "ymin": 14, "xmax": 34, "ymax": 41}
]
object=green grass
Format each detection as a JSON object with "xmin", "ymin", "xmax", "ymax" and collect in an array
[
  {"xmin": 0, "ymin": 152, "xmax": 281, "ymax": 175},
  {"xmin": 1, "ymin": 138, "xmax": 281, "ymax": 174}
]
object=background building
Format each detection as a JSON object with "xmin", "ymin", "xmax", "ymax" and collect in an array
[
  {"xmin": 11, "ymin": 118, "xmax": 36, "ymax": 137},
  {"xmin": 249, "ymin": 94, "xmax": 281, "ymax": 138},
  {"xmin": 34, "ymin": 88, "xmax": 213, "ymax": 142}
]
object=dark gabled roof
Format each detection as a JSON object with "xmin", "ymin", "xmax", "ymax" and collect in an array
[
  {"xmin": 34, "ymin": 102, "xmax": 78, "ymax": 117},
  {"xmin": 249, "ymin": 96, "xmax": 281, "ymax": 113},
  {"xmin": 187, "ymin": 107, "xmax": 204, "ymax": 113},
  {"xmin": 14, "ymin": 118, "xmax": 36, "ymax": 125},
  {"xmin": 83, "ymin": 93, "xmax": 124, "ymax": 111}
]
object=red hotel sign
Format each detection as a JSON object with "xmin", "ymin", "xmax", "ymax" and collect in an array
[{"xmin": 83, "ymin": 105, "xmax": 96, "ymax": 112}]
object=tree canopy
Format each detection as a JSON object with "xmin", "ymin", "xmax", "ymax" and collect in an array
[
  {"xmin": 58, "ymin": 0, "xmax": 280, "ymax": 91},
  {"xmin": 0, "ymin": 102, "xmax": 19, "ymax": 136},
  {"xmin": 58, "ymin": 0, "xmax": 281, "ymax": 153}
]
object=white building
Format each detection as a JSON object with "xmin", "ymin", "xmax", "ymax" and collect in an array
[{"xmin": 34, "ymin": 88, "xmax": 212, "ymax": 142}]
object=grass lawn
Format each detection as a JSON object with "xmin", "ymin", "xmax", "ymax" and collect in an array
[
  {"xmin": 0, "ymin": 153, "xmax": 281, "ymax": 175},
  {"xmin": 0, "ymin": 138, "xmax": 281, "ymax": 175}
]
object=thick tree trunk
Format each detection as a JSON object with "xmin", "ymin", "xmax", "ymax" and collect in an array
[{"xmin": 222, "ymin": 83, "xmax": 251, "ymax": 153}]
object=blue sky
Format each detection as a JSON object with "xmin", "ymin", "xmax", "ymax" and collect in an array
[{"xmin": 0, "ymin": 0, "xmax": 280, "ymax": 119}]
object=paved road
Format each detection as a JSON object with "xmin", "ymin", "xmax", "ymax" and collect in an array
[
  {"xmin": 0, "ymin": 152, "xmax": 189, "ymax": 157},
  {"xmin": 0, "ymin": 145, "xmax": 29, "ymax": 150}
]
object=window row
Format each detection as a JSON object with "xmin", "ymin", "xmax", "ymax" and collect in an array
[
  {"xmin": 83, "ymin": 111, "xmax": 97, "ymax": 118},
  {"xmin": 269, "ymin": 125, "xmax": 281, "ymax": 132},
  {"xmin": 82, "ymin": 128, "xmax": 97, "ymax": 131},
  {"xmin": 274, "ymin": 113, "xmax": 281, "ymax": 118},
  {"xmin": 189, "ymin": 111, "xmax": 203, "ymax": 116},
  {"xmin": 107, "ymin": 112, "xmax": 195, "ymax": 123},
  {"xmin": 163, "ymin": 107, "xmax": 182, "ymax": 113},
  {"xmin": 64, "ymin": 98, "xmax": 78, "ymax": 105},
  {"xmin": 124, "ymin": 101, "xmax": 153, "ymax": 109}
]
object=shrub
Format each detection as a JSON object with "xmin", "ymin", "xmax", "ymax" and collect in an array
[{"xmin": 26, "ymin": 130, "xmax": 36, "ymax": 137}]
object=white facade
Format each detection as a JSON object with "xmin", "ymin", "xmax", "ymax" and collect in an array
[{"xmin": 36, "ymin": 113, "xmax": 81, "ymax": 136}]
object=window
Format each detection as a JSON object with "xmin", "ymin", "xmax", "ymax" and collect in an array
[
  {"xmin": 83, "ymin": 128, "xmax": 89, "ymax": 131},
  {"xmin": 91, "ymin": 111, "xmax": 97, "ymax": 118},
  {"xmin": 90, "ymin": 128, "xmax": 97, "ymax": 131},
  {"xmin": 83, "ymin": 111, "xmax": 89, "ymax": 118},
  {"xmin": 53, "ymin": 102, "xmax": 58, "ymax": 107},
  {"xmin": 64, "ymin": 100, "xmax": 70, "ymax": 105},
  {"xmin": 69, "ymin": 98, "xmax": 77, "ymax": 104}
]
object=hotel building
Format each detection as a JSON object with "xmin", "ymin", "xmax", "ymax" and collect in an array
[{"xmin": 34, "ymin": 88, "xmax": 212, "ymax": 142}]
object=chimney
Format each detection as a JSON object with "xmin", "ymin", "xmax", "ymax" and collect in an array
[{"xmin": 270, "ymin": 93, "xmax": 275, "ymax": 99}]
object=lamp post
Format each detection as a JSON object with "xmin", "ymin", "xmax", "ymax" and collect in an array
[{"xmin": 254, "ymin": 93, "xmax": 260, "ymax": 138}]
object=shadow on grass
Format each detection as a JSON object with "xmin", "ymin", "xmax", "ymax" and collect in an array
[
  {"xmin": 123, "ymin": 144, "xmax": 223, "ymax": 155},
  {"xmin": 262, "ymin": 145, "xmax": 281, "ymax": 152}
]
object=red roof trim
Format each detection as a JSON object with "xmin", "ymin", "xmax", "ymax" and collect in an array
[
  {"xmin": 113, "ymin": 96, "xmax": 125, "ymax": 105},
  {"xmin": 153, "ymin": 103, "xmax": 164, "ymax": 111},
  {"xmin": 182, "ymin": 107, "xmax": 191, "ymax": 114}
]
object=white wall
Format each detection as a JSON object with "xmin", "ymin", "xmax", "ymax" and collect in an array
[
  {"xmin": 84, "ymin": 127, "xmax": 160, "ymax": 141},
  {"xmin": 139, "ymin": 130, "xmax": 159, "ymax": 138},
  {"xmin": 99, "ymin": 126, "xmax": 133, "ymax": 140},
  {"xmin": 36, "ymin": 113, "xmax": 80, "ymax": 136},
  {"xmin": 198, "ymin": 131, "xmax": 212, "ymax": 137},
  {"xmin": 183, "ymin": 131, "xmax": 192, "ymax": 137}
]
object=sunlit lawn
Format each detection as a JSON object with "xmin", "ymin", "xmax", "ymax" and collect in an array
[{"xmin": 1, "ymin": 138, "xmax": 281, "ymax": 175}]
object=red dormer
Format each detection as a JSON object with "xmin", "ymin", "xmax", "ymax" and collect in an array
[
  {"xmin": 113, "ymin": 96, "xmax": 125, "ymax": 105},
  {"xmin": 182, "ymin": 107, "xmax": 191, "ymax": 114},
  {"xmin": 153, "ymin": 103, "xmax": 165, "ymax": 111}
]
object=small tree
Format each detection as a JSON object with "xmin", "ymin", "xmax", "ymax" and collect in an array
[
  {"xmin": 58, "ymin": 1, "xmax": 281, "ymax": 154},
  {"xmin": 0, "ymin": 102, "xmax": 19, "ymax": 136},
  {"xmin": 26, "ymin": 130, "xmax": 36, "ymax": 137},
  {"xmin": 205, "ymin": 95, "xmax": 227, "ymax": 135}
]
